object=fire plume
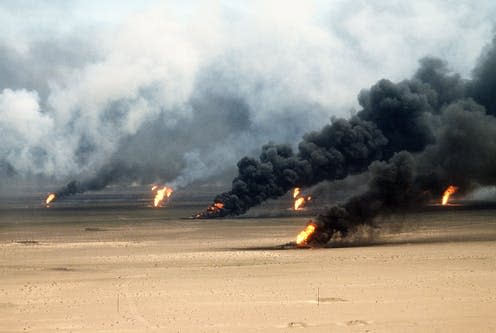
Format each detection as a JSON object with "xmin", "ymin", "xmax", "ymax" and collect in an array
[
  {"xmin": 152, "ymin": 185, "xmax": 173, "ymax": 207},
  {"xmin": 296, "ymin": 222, "xmax": 316, "ymax": 247},
  {"xmin": 45, "ymin": 193, "xmax": 56, "ymax": 205},
  {"xmin": 441, "ymin": 185, "xmax": 458, "ymax": 205},
  {"xmin": 193, "ymin": 202, "xmax": 225, "ymax": 218},
  {"xmin": 294, "ymin": 197, "xmax": 305, "ymax": 210},
  {"xmin": 210, "ymin": 202, "xmax": 224, "ymax": 211},
  {"xmin": 203, "ymin": 202, "xmax": 224, "ymax": 214},
  {"xmin": 292, "ymin": 188, "xmax": 311, "ymax": 210}
]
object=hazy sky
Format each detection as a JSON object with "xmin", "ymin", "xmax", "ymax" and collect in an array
[{"xmin": 1, "ymin": 0, "xmax": 495, "ymax": 188}]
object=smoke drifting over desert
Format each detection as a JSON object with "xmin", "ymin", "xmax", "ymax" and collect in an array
[
  {"xmin": 1, "ymin": 3, "xmax": 496, "ymax": 333},
  {"xmin": 2, "ymin": 1, "xmax": 496, "ymax": 240},
  {"xmin": 2, "ymin": 1, "xmax": 496, "ymax": 194},
  {"xmin": 195, "ymin": 35, "xmax": 496, "ymax": 245}
]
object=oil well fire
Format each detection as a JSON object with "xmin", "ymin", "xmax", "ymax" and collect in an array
[
  {"xmin": 42, "ymin": 35, "xmax": 496, "ymax": 248},
  {"xmin": 190, "ymin": 37, "xmax": 496, "ymax": 246}
]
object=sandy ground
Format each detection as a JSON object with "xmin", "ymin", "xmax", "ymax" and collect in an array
[{"xmin": 1, "ymin": 207, "xmax": 496, "ymax": 332}]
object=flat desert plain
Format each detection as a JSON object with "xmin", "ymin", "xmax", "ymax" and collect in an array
[{"xmin": 1, "ymin": 206, "xmax": 495, "ymax": 332}]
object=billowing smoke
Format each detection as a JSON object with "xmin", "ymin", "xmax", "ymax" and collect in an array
[
  {"xmin": 196, "ymin": 118, "xmax": 387, "ymax": 217},
  {"xmin": 197, "ymin": 34, "xmax": 496, "ymax": 219},
  {"xmin": 307, "ymin": 152, "xmax": 425, "ymax": 246},
  {"xmin": 2, "ymin": 2, "xmax": 495, "ymax": 196},
  {"xmin": 470, "ymin": 36, "xmax": 496, "ymax": 116},
  {"xmin": 304, "ymin": 101, "xmax": 496, "ymax": 246}
]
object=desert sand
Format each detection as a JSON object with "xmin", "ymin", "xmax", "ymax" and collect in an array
[{"xmin": 1, "ymin": 206, "xmax": 495, "ymax": 332}]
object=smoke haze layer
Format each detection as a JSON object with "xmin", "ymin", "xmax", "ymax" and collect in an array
[{"xmin": 1, "ymin": 1, "xmax": 496, "ymax": 193}]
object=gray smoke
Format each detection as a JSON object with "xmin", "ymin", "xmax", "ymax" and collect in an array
[
  {"xmin": 2, "ymin": 2, "xmax": 495, "ymax": 196},
  {"xmin": 196, "ymin": 35, "xmax": 496, "ymax": 219},
  {"xmin": 48, "ymin": 164, "xmax": 135, "ymax": 201}
]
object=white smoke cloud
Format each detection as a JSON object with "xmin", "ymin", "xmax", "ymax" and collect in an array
[
  {"xmin": 0, "ymin": 0, "xmax": 495, "ymax": 188},
  {"xmin": 0, "ymin": 89, "xmax": 52, "ymax": 174}
]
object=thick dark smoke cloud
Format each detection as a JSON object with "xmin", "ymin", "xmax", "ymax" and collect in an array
[
  {"xmin": 197, "ymin": 34, "xmax": 496, "ymax": 219},
  {"xmin": 306, "ymin": 100, "xmax": 496, "ymax": 246},
  {"xmin": 357, "ymin": 78, "xmax": 436, "ymax": 156},
  {"xmin": 413, "ymin": 57, "xmax": 466, "ymax": 107},
  {"xmin": 2, "ymin": 2, "xmax": 495, "ymax": 196},
  {"xmin": 198, "ymin": 118, "xmax": 387, "ymax": 217},
  {"xmin": 308, "ymin": 152, "xmax": 426, "ymax": 246},
  {"xmin": 418, "ymin": 100, "xmax": 496, "ymax": 190},
  {"xmin": 470, "ymin": 36, "xmax": 496, "ymax": 116}
]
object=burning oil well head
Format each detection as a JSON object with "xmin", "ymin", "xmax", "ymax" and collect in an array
[{"xmin": 296, "ymin": 152, "xmax": 427, "ymax": 247}]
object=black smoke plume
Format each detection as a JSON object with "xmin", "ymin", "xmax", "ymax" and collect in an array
[
  {"xmin": 196, "ymin": 36, "xmax": 496, "ymax": 219},
  {"xmin": 195, "ymin": 118, "xmax": 388, "ymax": 217},
  {"xmin": 48, "ymin": 164, "xmax": 134, "ymax": 202},
  {"xmin": 302, "ymin": 100, "xmax": 496, "ymax": 246},
  {"xmin": 304, "ymin": 152, "xmax": 426, "ymax": 246}
]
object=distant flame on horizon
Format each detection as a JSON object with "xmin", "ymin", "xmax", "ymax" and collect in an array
[
  {"xmin": 45, "ymin": 193, "xmax": 56, "ymax": 205},
  {"xmin": 292, "ymin": 188, "xmax": 311, "ymax": 210},
  {"xmin": 441, "ymin": 185, "xmax": 458, "ymax": 205},
  {"xmin": 152, "ymin": 185, "xmax": 173, "ymax": 207}
]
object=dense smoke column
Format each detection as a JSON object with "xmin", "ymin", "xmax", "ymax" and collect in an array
[
  {"xmin": 418, "ymin": 99, "xmax": 496, "ymax": 190},
  {"xmin": 199, "ymin": 117, "xmax": 388, "ymax": 217},
  {"xmin": 413, "ymin": 57, "xmax": 467, "ymax": 107},
  {"xmin": 305, "ymin": 100, "xmax": 496, "ymax": 246},
  {"xmin": 469, "ymin": 36, "xmax": 496, "ymax": 116},
  {"xmin": 306, "ymin": 152, "xmax": 428, "ymax": 246},
  {"xmin": 197, "ymin": 69, "xmax": 442, "ymax": 218},
  {"xmin": 357, "ymin": 79, "xmax": 436, "ymax": 157},
  {"xmin": 198, "ymin": 36, "xmax": 496, "ymax": 219}
]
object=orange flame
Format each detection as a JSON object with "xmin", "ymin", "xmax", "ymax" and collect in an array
[
  {"xmin": 296, "ymin": 222, "xmax": 316, "ymax": 247},
  {"xmin": 45, "ymin": 193, "xmax": 56, "ymax": 205},
  {"xmin": 152, "ymin": 185, "xmax": 173, "ymax": 207},
  {"xmin": 292, "ymin": 188, "xmax": 312, "ymax": 210},
  {"xmin": 294, "ymin": 197, "xmax": 305, "ymax": 210},
  {"xmin": 441, "ymin": 185, "xmax": 458, "ymax": 205},
  {"xmin": 194, "ymin": 202, "xmax": 225, "ymax": 218},
  {"xmin": 208, "ymin": 202, "xmax": 224, "ymax": 211}
]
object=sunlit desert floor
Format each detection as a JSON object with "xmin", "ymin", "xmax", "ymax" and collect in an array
[{"xmin": 1, "ymin": 206, "xmax": 496, "ymax": 332}]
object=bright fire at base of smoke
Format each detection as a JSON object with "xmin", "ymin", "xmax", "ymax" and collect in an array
[
  {"xmin": 296, "ymin": 222, "xmax": 316, "ymax": 247},
  {"xmin": 152, "ymin": 185, "xmax": 173, "ymax": 207},
  {"xmin": 292, "ymin": 188, "xmax": 311, "ymax": 210},
  {"xmin": 45, "ymin": 193, "xmax": 56, "ymax": 206},
  {"xmin": 441, "ymin": 185, "xmax": 458, "ymax": 205}
]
